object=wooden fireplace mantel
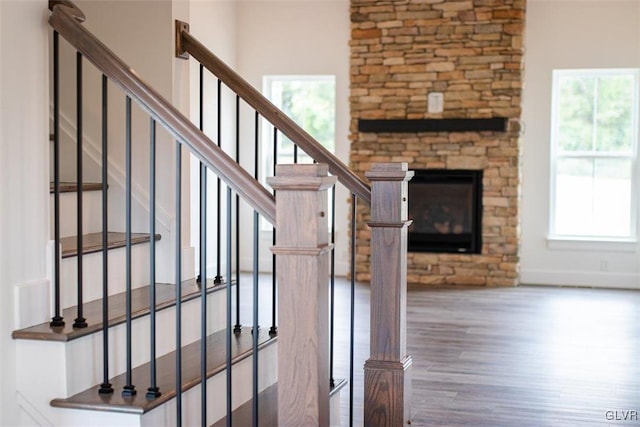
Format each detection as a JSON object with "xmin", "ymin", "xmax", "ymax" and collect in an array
[{"xmin": 357, "ymin": 117, "xmax": 508, "ymax": 133}]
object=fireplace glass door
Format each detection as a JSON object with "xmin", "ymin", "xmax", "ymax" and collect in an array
[{"xmin": 408, "ymin": 169, "xmax": 482, "ymax": 254}]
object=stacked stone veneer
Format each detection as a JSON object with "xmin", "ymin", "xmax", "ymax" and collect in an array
[{"xmin": 349, "ymin": 0, "xmax": 524, "ymax": 286}]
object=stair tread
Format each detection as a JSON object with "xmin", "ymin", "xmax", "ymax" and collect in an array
[
  {"xmin": 210, "ymin": 379, "xmax": 347, "ymax": 427},
  {"xmin": 61, "ymin": 232, "xmax": 161, "ymax": 258},
  {"xmin": 50, "ymin": 328, "xmax": 276, "ymax": 415},
  {"xmin": 212, "ymin": 383, "xmax": 278, "ymax": 427},
  {"xmin": 50, "ymin": 181, "xmax": 105, "ymax": 193},
  {"xmin": 12, "ymin": 278, "xmax": 225, "ymax": 342}
]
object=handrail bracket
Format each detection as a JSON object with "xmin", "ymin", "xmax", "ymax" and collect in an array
[{"xmin": 175, "ymin": 20, "xmax": 190, "ymax": 60}]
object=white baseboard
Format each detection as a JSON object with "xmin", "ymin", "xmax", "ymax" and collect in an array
[{"xmin": 520, "ymin": 268, "xmax": 640, "ymax": 290}]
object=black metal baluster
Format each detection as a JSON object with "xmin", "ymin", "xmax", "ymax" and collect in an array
[
  {"xmin": 198, "ymin": 63, "xmax": 208, "ymax": 426},
  {"xmin": 269, "ymin": 127, "xmax": 278, "ymax": 337},
  {"xmin": 293, "ymin": 143, "xmax": 298, "ymax": 164},
  {"xmin": 99, "ymin": 75, "xmax": 113, "ymax": 395},
  {"xmin": 50, "ymin": 30, "xmax": 64, "ymax": 328},
  {"xmin": 175, "ymin": 142, "xmax": 183, "ymax": 426},
  {"xmin": 349, "ymin": 194, "xmax": 357, "ymax": 427},
  {"xmin": 252, "ymin": 111, "xmax": 260, "ymax": 427},
  {"xmin": 199, "ymin": 161, "xmax": 207, "ymax": 426},
  {"xmin": 146, "ymin": 118, "xmax": 161, "ymax": 399},
  {"xmin": 227, "ymin": 93, "xmax": 240, "ymax": 427},
  {"xmin": 214, "ymin": 79, "xmax": 223, "ymax": 284},
  {"xmin": 226, "ymin": 183, "xmax": 233, "ymax": 427},
  {"xmin": 329, "ymin": 184, "xmax": 336, "ymax": 388},
  {"xmin": 122, "ymin": 96, "xmax": 136, "ymax": 397},
  {"xmin": 233, "ymin": 95, "xmax": 242, "ymax": 335},
  {"xmin": 74, "ymin": 52, "xmax": 87, "ymax": 329}
]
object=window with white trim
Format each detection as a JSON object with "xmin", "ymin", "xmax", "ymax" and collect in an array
[
  {"xmin": 550, "ymin": 69, "xmax": 639, "ymax": 239},
  {"xmin": 260, "ymin": 75, "xmax": 336, "ymax": 230},
  {"xmin": 262, "ymin": 75, "xmax": 336, "ymax": 171}
]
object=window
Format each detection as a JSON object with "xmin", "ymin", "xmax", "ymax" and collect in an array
[
  {"xmin": 260, "ymin": 75, "xmax": 336, "ymax": 229},
  {"xmin": 550, "ymin": 69, "xmax": 638, "ymax": 240},
  {"xmin": 262, "ymin": 75, "xmax": 336, "ymax": 171}
]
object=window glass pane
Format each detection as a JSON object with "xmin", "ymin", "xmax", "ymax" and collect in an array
[
  {"xmin": 557, "ymin": 75, "xmax": 594, "ymax": 152},
  {"xmin": 555, "ymin": 158, "xmax": 594, "ymax": 235},
  {"xmin": 261, "ymin": 75, "xmax": 336, "ymax": 230},
  {"xmin": 592, "ymin": 158, "xmax": 632, "ymax": 236},
  {"xmin": 554, "ymin": 158, "xmax": 632, "ymax": 237},
  {"xmin": 595, "ymin": 75, "xmax": 634, "ymax": 152},
  {"xmin": 262, "ymin": 76, "xmax": 336, "ymax": 174},
  {"xmin": 551, "ymin": 69, "xmax": 638, "ymax": 239},
  {"xmin": 273, "ymin": 78, "xmax": 336, "ymax": 154}
]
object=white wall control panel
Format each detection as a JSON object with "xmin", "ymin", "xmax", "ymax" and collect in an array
[{"xmin": 428, "ymin": 92, "xmax": 444, "ymax": 113}]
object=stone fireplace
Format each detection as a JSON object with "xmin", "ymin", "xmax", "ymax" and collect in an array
[{"xmin": 349, "ymin": 0, "xmax": 524, "ymax": 286}]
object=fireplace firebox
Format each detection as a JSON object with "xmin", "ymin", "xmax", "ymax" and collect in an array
[{"xmin": 408, "ymin": 169, "xmax": 482, "ymax": 254}]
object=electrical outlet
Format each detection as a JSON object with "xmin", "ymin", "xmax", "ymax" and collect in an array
[{"xmin": 600, "ymin": 260, "xmax": 608, "ymax": 272}]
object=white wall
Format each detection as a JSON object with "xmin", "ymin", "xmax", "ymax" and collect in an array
[
  {"xmin": 188, "ymin": 1, "xmax": 239, "ymax": 280},
  {"xmin": 185, "ymin": 1, "xmax": 351, "ymax": 277},
  {"xmin": 236, "ymin": 0, "xmax": 351, "ymax": 275},
  {"xmin": 64, "ymin": 0, "xmax": 193, "ymax": 282},
  {"xmin": 521, "ymin": 0, "xmax": 640, "ymax": 289},
  {"xmin": 0, "ymin": 1, "xmax": 50, "ymax": 424}
]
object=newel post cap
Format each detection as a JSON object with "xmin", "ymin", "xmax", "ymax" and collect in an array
[
  {"xmin": 365, "ymin": 162, "xmax": 414, "ymax": 182},
  {"xmin": 267, "ymin": 163, "xmax": 336, "ymax": 191},
  {"xmin": 365, "ymin": 163, "xmax": 413, "ymax": 224}
]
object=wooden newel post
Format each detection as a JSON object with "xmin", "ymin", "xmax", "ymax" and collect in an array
[
  {"xmin": 268, "ymin": 164, "xmax": 336, "ymax": 426},
  {"xmin": 364, "ymin": 162, "xmax": 414, "ymax": 426}
]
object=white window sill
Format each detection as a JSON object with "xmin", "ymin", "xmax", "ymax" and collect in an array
[{"xmin": 546, "ymin": 236, "xmax": 638, "ymax": 252}]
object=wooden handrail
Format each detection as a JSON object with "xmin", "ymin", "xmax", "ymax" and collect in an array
[
  {"xmin": 179, "ymin": 28, "xmax": 372, "ymax": 207},
  {"xmin": 49, "ymin": 5, "xmax": 276, "ymax": 225},
  {"xmin": 48, "ymin": 0, "xmax": 85, "ymax": 23}
]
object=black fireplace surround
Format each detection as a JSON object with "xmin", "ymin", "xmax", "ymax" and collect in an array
[{"xmin": 408, "ymin": 169, "xmax": 482, "ymax": 254}]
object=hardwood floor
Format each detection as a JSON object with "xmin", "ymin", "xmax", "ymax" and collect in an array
[
  {"xmin": 334, "ymin": 282, "xmax": 640, "ymax": 426},
  {"xmin": 16, "ymin": 270, "xmax": 638, "ymax": 425}
]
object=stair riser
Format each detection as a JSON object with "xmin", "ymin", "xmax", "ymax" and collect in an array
[
  {"xmin": 59, "ymin": 244, "xmax": 152, "ymax": 308},
  {"xmin": 73, "ymin": 289, "xmax": 227, "ymax": 395},
  {"xmin": 50, "ymin": 191, "xmax": 104, "ymax": 238},
  {"xmin": 16, "ymin": 288, "xmax": 227, "ymax": 422}
]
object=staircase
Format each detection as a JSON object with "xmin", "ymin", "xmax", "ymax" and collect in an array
[
  {"xmin": 14, "ymin": 175, "xmax": 279, "ymax": 426},
  {"xmin": 10, "ymin": 1, "xmax": 411, "ymax": 426}
]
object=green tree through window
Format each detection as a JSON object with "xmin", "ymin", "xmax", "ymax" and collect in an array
[
  {"xmin": 265, "ymin": 76, "xmax": 336, "ymax": 167},
  {"xmin": 260, "ymin": 75, "xmax": 337, "ymax": 230}
]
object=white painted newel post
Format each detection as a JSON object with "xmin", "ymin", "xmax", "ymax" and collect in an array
[
  {"xmin": 268, "ymin": 163, "xmax": 336, "ymax": 426},
  {"xmin": 364, "ymin": 162, "xmax": 414, "ymax": 426}
]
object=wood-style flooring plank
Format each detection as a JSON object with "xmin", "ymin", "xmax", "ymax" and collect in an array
[
  {"xmin": 404, "ymin": 285, "xmax": 640, "ymax": 427},
  {"xmin": 332, "ymin": 281, "xmax": 640, "ymax": 426}
]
